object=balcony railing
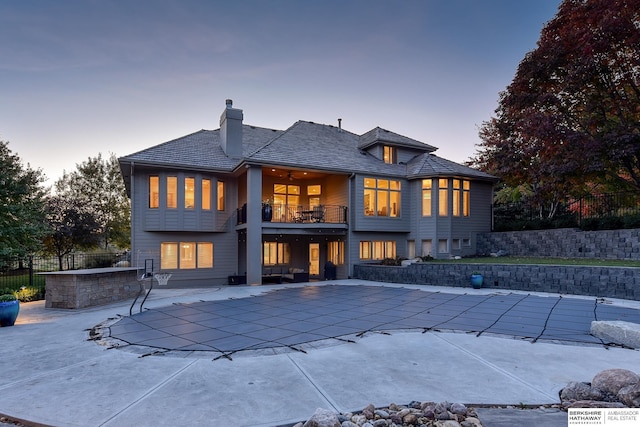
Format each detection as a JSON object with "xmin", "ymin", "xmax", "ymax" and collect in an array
[{"xmin": 237, "ymin": 204, "xmax": 348, "ymax": 225}]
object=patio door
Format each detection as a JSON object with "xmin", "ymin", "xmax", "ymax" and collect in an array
[{"xmin": 309, "ymin": 243, "xmax": 320, "ymax": 276}]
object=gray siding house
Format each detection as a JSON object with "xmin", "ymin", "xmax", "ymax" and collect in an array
[{"xmin": 119, "ymin": 100, "xmax": 497, "ymax": 287}]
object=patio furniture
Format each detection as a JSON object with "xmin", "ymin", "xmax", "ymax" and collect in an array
[{"xmin": 311, "ymin": 205, "xmax": 325, "ymax": 222}]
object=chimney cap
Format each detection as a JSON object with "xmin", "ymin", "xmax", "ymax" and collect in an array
[{"xmin": 225, "ymin": 99, "xmax": 233, "ymax": 108}]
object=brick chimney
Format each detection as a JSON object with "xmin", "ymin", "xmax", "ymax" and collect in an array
[{"xmin": 220, "ymin": 99, "xmax": 243, "ymax": 158}]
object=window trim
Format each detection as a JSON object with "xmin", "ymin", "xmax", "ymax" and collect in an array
[
  {"xmin": 160, "ymin": 241, "xmax": 214, "ymax": 270},
  {"xmin": 383, "ymin": 146, "xmax": 397, "ymax": 164},
  {"xmin": 166, "ymin": 176, "xmax": 178, "ymax": 209},
  {"xmin": 262, "ymin": 241, "xmax": 291, "ymax": 266},
  {"xmin": 202, "ymin": 179, "xmax": 211, "ymax": 211},
  {"xmin": 421, "ymin": 179, "xmax": 432, "ymax": 216},
  {"xmin": 217, "ymin": 180, "xmax": 225, "ymax": 211},
  {"xmin": 328, "ymin": 241, "xmax": 344, "ymax": 265},
  {"xmin": 438, "ymin": 178, "xmax": 448, "ymax": 217},
  {"xmin": 359, "ymin": 240, "xmax": 397, "ymax": 260},
  {"xmin": 149, "ymin": 176, "xmax": 159, "ymax": 209},
  {"xmin": 184, "ymin": 177, "xmax": 195, "ymax": 209},
  {"xmin": 364, "ymin": 177, "xmax": 401, "ymax": 217}
]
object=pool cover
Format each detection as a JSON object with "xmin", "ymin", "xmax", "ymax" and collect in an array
[{"xmin": 106, "ymin": 285, "xmax": 640, "ymax": 358}]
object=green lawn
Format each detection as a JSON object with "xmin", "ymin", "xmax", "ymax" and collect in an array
[{"xmin": 438, "ymin": 257, "xmax": 640, "ymax": 267}]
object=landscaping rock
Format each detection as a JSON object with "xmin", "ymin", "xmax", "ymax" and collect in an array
[
  {"xmin": 592, "ymin": 369, "xmax": 640, "ymax": 395},
  {"xmin": 559, "ymin": 381, "xmax": 606, "ymax": 401},
  {"xmin": 564, "ymin": 400, "xmax": 626, "ymax": 408},
  {"xmin": 618, "ymin": 383, "xmax": 640, "ymax": 407},
  {"xmin": 296, "ymin": 401, "xmax": 483, "ymax": 427},
  {"xmin": 591, "ymin": 321, "xmax": 640, "ymax": 349},
  {"xmin": 560, "ymin": 368, "xmax": 640, "ymax": 409},
  {"xmin": 301, "ymin": 408, "xmax": 340, "ymax": 427}
]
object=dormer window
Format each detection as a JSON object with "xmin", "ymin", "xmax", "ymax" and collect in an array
[{"xmin": 383, "ymin": 146, "xmax": 397, "ymax": 164}]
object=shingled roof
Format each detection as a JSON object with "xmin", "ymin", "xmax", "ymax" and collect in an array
[
  {"xmin": 358, "ymin": 126, "xmax": 437, "ymax": 152},
  {"xmin": 119, "ymin": 118, "xmax": 495, "ymax": 181},
  {"xmin": 406, "ymin": 152, "xmax": 497, "ymax": 181},
  {"xmin": 119, "ymin": 126, "xmax": 283, "ymax": 172}
]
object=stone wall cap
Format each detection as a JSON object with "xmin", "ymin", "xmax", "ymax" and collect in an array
[{"xmin": 40, "ymin": 267, "xmax": 142, "ymax": 275}]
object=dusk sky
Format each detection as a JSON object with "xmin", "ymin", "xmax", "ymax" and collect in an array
[{"xmin": 1, "ymin": 0, "xmax": 561, "ymax": 187}]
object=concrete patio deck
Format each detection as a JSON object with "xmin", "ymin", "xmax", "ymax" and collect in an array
[{"xmin": 1, "ymin": 280, "xmax": 639, "ymax": 426}]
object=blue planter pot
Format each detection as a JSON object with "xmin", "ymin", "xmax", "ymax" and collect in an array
[
  {"xmin": 0, "ymin": 300, "xmax": 20, "ymax": 327},
  {"xmin": 470, "ymin": 274, "xmax": 484, "ymax": 289}
]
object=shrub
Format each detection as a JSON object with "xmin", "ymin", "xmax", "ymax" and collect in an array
[
  {"xmin": 580, "ymin": 217, "xmax": 600, "ymax": 231},
  {"xmin": 0, "ymin": 294, "xmax": 17, "ymax": 302},
  {"xmin": 623, "ymin": 213, "xmax": 640, "ymax": 229},
  {"xmin": 83, "ymin": 253, "xmax": 118, "ymax": 269},
  {"xmin": 598, "ymin": 216, "xmax": 624, "ymax": 230},
  {"xmin": 380, "ymin": 256, "xmax": 407, "ymax": 266},
  {"xmin": 14, "ymin": 287, "xmax": 44, "ymax": 302}
]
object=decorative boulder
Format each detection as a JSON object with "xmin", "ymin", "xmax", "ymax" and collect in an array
[
  {"xmin": 560, "ymin": 381, "xmax": 606, "ymax": 402},
  {"xmin": 302, "ymin": 408, "xmax": 340, "ymax": 427},
  {"xmin": 592, "ymin": 369, "xmax": 640, "ymax": 396},
  {"xmin": 618, "ymin": 383, "xmax": 640, "ymax": 407}
]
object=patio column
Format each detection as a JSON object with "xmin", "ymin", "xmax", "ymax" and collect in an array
[{"xmin": 246, "ymin": 165, "xmax": 262, "ymax": 285}]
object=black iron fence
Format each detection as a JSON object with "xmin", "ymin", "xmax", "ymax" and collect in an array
[
  {"xmin": 494, "ymin": 191, "xmax": 640, "ymax": 231},
  {"xmin": 0, "ymin": 252, "xmax": 130, "ymax": 301}
]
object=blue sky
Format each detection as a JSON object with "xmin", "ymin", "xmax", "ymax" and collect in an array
[{"xmin": 1, "ymin": 0, "xmax": 561, "ymax": 186}]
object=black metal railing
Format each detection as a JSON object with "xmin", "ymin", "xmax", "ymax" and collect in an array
[
  {"xmin": 493, "ymin": 191, "xmax": 640, "ymax": 231},
  {"xmin": 236, "ymin": 204, "xmax": 348, "ymax": 225}
]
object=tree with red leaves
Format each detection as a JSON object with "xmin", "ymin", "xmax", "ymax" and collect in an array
[{"xmin": 473, "ymin": 0, "xmax": 640, "ymax": 205}]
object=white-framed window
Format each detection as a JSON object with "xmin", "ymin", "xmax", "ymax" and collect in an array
[
  {"xmin": 453, "ymin": 180, "xmax": 470, "ymax": 217},
  {"xmin": 421, "ymin": 239, "xmax": 433, "ymax": 257},
  {"xmin": 198, "ymin": 242, "xmax": 214, "ymax": 268},
  {"xmin": 149, "ymin": 176, "xmax": 159, "ymax": 209},
  {"xmin": 359, "ymin": 240, "xmax": 396, "ymax": 260},
  {"xmin": 438, "ymin": 178, "xmax": 448, "ymax": 216},
  {"xmin": 263, "ymin": 242, "xmax": 290, "ymax": 265},
  {"xmin": 463, "ymin": 180, "xmax": 470, "ymax": 216},
  {"xmin": 364, "ymin": 178, "xmax": 401, "ymax": 217},
  {"xmin": 453, "ymin": 179, "xmax": 461, "ymax": 216},
  {"xmin": 161, "ymin": 243, "xmax": 178, "ymax": 269},
  {"xmin": 452, "ymin": 239, "xmax": 461, "ymax": 250},
  {"xmin": 161, "ymin": 241, "xmax": 213, "ymax": 269},
  {"xmin": 217, "ymin": 181, "xmax": 225, "ymax": 211},
  {"xmin": 328, "ymin": 241, "xmax": 344, "ymax": 265},
  {"xmin": 422, "ymin": 179, "xmax": 432, "ymax": 216},
  {"xmin": 167, "ymin": 176, "xmax": 177, "ymax": 209},
  {"xmin": 383, "ymin": 146, "xmax": 397, "ymax": 164},
  {"xmin": 185, "ymin": 177, "xmax": 195, "ymax": 209},
  {"xmin": 202, "ymin": 179, "xmax": 211, "ymax": 210}
]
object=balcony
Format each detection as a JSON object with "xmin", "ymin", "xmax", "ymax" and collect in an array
[{"xmin": 237, "ymin": 204, "xmax": 348, "ymax": 225}]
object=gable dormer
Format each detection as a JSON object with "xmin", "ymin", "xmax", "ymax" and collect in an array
[{"xmin": 358, "ymin": 127, "xmax": 436, "ymax": 164}]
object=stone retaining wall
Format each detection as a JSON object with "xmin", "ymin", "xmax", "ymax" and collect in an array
[
  {"xmin": 43, "ymin": 267, "xmax": 142, "ymax": 309},
  {"xmin": 477, "ymin": 228, "xmax": 640, "ymax": 260},
  {"xmin": 353, "ymin": 263, "xmax": 640, "ymax": 301}
]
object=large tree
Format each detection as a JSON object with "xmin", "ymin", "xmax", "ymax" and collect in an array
[
  {"xmin": 43, "ymin": 195, "xmax": 102, "ymax": 270},
  {"xmin": 473, "ymin": 0, "xmax": 640, "ymax": 200},
  {"xmin": 0, "ymin": 140, "xmax": 48, "ymax": 259},
  {"xmin": 54, "ymin": 153, "xmax": 130, "ymax": 250}
]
